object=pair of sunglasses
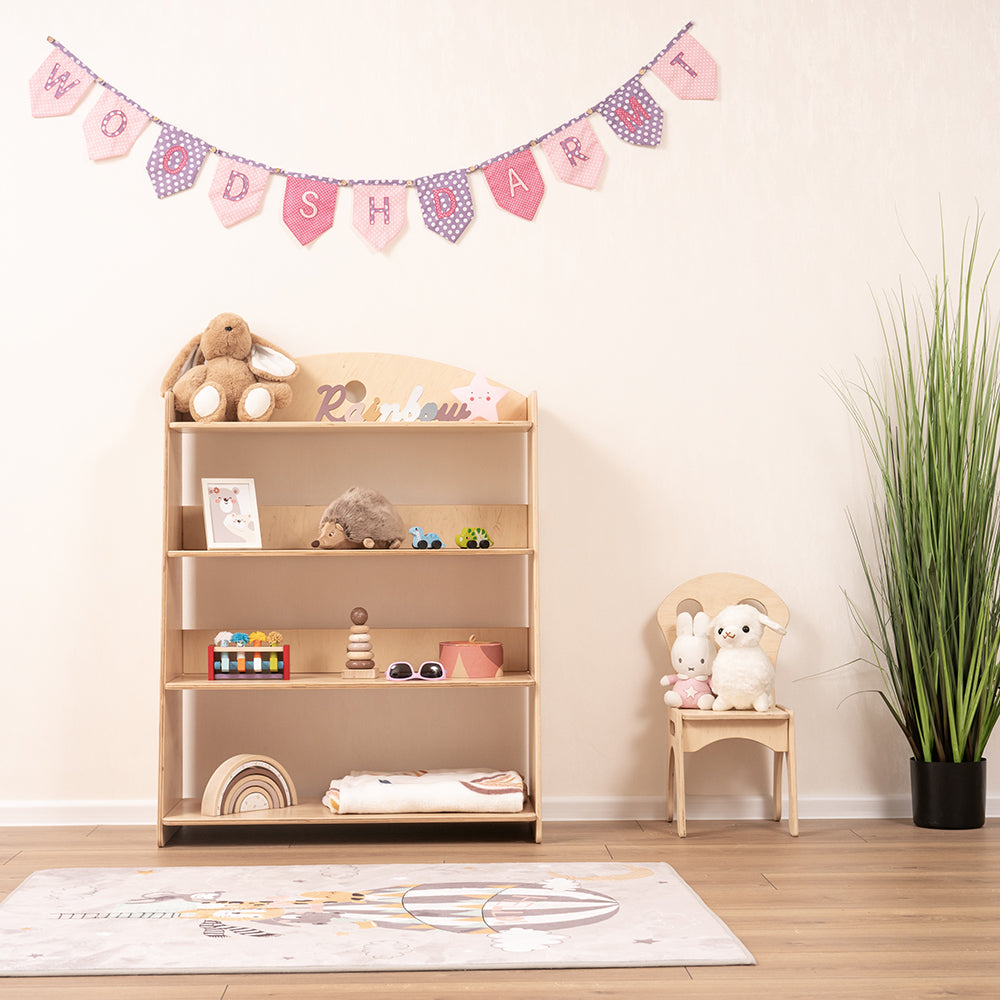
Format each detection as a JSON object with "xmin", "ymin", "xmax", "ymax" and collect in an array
[{"xmin": 385, "ymin": 661, "xmax": 447, "ymax": 681}]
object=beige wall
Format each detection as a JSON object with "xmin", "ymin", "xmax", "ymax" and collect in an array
[{"xmin": 2, "ymin": 0, "xmax": 998, "ymax": 822}]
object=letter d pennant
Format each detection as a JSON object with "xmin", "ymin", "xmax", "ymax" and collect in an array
[
  {"xmin": 416, "ymin": 170, "xmax": 475, "ymax": 243},
  {"xmin": 208, "ymin": 156, "xmax": 271, "ymax": 227}
]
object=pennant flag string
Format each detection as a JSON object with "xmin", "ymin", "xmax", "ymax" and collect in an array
[
  {"xmin": 40, "ymin": 21, "xmax": 700, "ymax": 186},
  {"xmin": 32, "ymin": 20, "xmax": 717, "ymax": 247}
]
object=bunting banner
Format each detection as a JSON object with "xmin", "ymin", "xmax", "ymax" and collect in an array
[{"xmin": 29, "ymin": 20, "xmax": 717, "ymax": 251}]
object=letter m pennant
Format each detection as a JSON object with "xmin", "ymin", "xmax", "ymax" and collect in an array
[{"xmin": 596, "ymin": 75, "xmax": 663, "ymax": 147}]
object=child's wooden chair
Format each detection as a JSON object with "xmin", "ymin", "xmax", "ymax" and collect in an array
[{"xmin": 656, "ymin": 573, "xmax": 798, "ymax": 837}]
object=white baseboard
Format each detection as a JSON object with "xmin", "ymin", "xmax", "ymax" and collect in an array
[
  {"xmin": 2, "ymin": 795, "xmax": 997, "ymax": 826},
  {"xmin": 540, "ymin": 794, "xmax": 1000, "ymax": 822},
  {"xmin": 0, "ymin": 801, "xmax": 157, "ymax": 826}
]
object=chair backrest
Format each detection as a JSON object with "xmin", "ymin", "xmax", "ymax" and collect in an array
[{"xmin": 656, "ymin": 572, "xmax": 790, "ymax": 669}]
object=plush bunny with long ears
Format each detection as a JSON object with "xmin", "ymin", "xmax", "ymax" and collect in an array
[
  {"xmin": 161, "ymin": 312, "xmax": 298, "ymax": 422},
  {"xmin": 709, "ymin": 603, "xmax": 787, "ymax": 712},
  {"xmin": 660, "ymin": 610, "xmax": 716, "ymax": 710}
]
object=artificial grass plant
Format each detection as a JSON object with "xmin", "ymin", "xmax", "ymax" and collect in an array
[{"xmin": 837, "ymin": 214, "xmax": 1000, "ymax": 763}]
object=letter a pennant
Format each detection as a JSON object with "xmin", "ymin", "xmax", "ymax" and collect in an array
[
  {"xmin": 82, "ymin": 88, "xmax": 150, "ymax": 160},
  {"xmin": 650, "ymin": 34, "xmax": 718, "ymax": 100},
  {"xmin": 596, "ymin": 76, "xmax": 663, "ymax": 147},
  {"xmin": 540, "ymin": 118, "xmax": 606, "ymax": 189},
  {"xmin": 283, "ymin": 176, "xmax": 339, "ymax": 245},
  {"xmin": 146, "ymin": 125, "xmax": 211, "ymax": 199},
  {"xmin": 352, "ymin": 184, "xmax": 407, "ymax": 251},
  {"xmin": 209, "ymin": 156, "xmax": 271, "ymax": 227},
  {"xmin": 483, "ymin": 148, "xmax": 544, "ymax": 221},
  {"xmin": 416, "ymin": 170, "xmax": 475, "ymax": 243},
  {"xmin": 29, "ymin": 47, "xmax": 94, "ymax": 117}
]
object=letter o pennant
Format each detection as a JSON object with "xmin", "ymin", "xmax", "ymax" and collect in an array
[
  {"xmin": 283, "ymin": 176, "xmax": 339, "ymax": 245},
  {"xmin": 83, "ymin": 88, "xmax": 150, "ymax": 160},
  {"xmin": 146, "ymin": 125, "xmax": 210, "ymax": 199}
]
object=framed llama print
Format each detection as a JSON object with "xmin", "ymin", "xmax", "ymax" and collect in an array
[{"xmin": 202, "ymin": 478, "xmax": 262, "ymax": 549}]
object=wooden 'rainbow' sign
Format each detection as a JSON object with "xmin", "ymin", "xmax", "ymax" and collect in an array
[{"xmin": 201, "ymin": 754, "xmax": 298, "ymax": 815}]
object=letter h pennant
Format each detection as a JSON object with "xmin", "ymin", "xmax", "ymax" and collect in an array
[
  {"xmin": 416, "ymin": 170, "xmax": 475, "ymax": 243},
  {"xmin": 596, "ymin": 76, "xmax": 663, "ymax": 147},
  {"xmin": 352, "ymin": 184, "xmax": 407, "ymax": 251}
]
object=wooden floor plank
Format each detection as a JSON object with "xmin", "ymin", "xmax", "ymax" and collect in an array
[{"xmin": 1, "ymin": 818, "xmax": 998, "ymax": 999}]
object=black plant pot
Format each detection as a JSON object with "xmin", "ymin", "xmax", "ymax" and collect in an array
[{"xmin": 909, "ymin": 758, "xmax": 987, "ymax": 829}]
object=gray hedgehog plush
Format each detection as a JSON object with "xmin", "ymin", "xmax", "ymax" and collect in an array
[{"xmin": 310, "ymin": 487, "xmax": 405, "ymax": 550}]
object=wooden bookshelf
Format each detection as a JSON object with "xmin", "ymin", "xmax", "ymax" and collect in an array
[{"xmin": 158, "ymin": 353, "xmax": 541, "ymax": 846}]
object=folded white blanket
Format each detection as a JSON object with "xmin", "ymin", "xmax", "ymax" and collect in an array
[{"xmin": 322, "ymin": 768, "xmax": 525, "ymax": 814}]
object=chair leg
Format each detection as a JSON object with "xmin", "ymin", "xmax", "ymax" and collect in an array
[
  {"xmin": 666, "ymin": 744, "xmax": 675, "ymax": 824},
  {"xmin": 674, "ymin": 747, "xmax": 687, "ymax": 838},
  {"xmin": 786, "ymin": 721, "xmax": 799, "ymax": 837},
  {"xmin": 772, "ymin": 751, "xmax": 784, "ymax": 822}
]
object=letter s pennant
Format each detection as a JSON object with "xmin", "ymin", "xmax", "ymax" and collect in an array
[{"xmin": 283, "ymin": 176, "xmax": 339, "ymax": 245}]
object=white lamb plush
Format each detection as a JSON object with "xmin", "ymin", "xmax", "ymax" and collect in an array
[{"xmin": 709, "ymin": 603, "xmax": 787, "ymax": 712}]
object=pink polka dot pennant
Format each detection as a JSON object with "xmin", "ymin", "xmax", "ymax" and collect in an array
[
  {"xmin": 282, "ymin": 176, "xmax": 340, "ymax": 246},
  {"xmin": 82, "ymin": 87, "xmax": 150, "ymax": 161},
  {"xmin": 650, "ymin": 34, "xmax": 718, "ymax": 100},
  {"xmin": 352, "ymin": 184, "xmax": 407, "ymax": 251},
  {"xmin": 540, "ymin": 118, "xmax": 606, "ymax": 189},
  {"xmin": 483, "ymin": 149, "xmax": 545, "ymax": 222},
  {"xmin": 28, "ymin": 47, "xmax": 93, "ymax": 118},
  {"xmin": 208, "ymin": 156, "xmax": 272, "ymax": 228}
]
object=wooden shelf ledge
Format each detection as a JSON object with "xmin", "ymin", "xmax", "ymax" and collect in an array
[
  {"xmin": 162, "ymin": 798, "xmax": 538, "ymax": 826},
  {"xmin": 165, "ymin": 672, "xmax": 535, "ymax": 690}
]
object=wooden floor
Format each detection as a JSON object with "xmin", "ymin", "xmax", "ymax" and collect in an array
[{"xmin": 1, "ymin": 817, "xmax": 998, "ymax": 998}]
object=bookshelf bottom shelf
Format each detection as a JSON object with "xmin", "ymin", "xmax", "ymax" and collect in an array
[{"xmin": 162, "ymin": 798, "xmax": 538, "ymax": 828}]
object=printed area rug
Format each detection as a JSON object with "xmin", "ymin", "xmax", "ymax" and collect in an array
[{"xmin": 0, "ymin": 862, "xmax": 754, "ymax": 976}]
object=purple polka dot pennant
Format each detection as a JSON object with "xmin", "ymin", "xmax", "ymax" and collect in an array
[
  {"xmin": 416, "ymin": 170, "xmax": 475, "ymax": 243},
  {"xmin": 146, "ymin": 125, "xmax": 211, "ymax": 199},
  {"xmin": 596, "ymin": 76, "xmax": 663, "ymax": 148}
]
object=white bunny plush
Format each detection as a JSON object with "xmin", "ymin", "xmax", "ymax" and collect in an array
[
  {"xmin": 660, "ymin": 611, "xmax": 716, "ymax": 710},
  {"xmin": 709, "ymin": 603, "xmax": 787, "ymax": 712}
]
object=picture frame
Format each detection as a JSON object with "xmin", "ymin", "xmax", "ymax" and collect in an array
[{"xmin": 202, "ymin": 478, "xmax": 262, "ymax": 549}]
